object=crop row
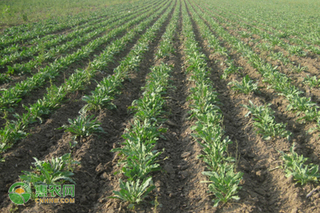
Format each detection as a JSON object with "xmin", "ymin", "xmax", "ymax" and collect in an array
[
  {"xmin": 207, "ymin": 0, "xmax": 320, "ymax": 46},
  {"xmin": 0, "ymin": 0, "xmax": 169, "ymax": 112},
  {"xmin": 0, "ymin": 0, "xmax": 153, "ymax": 49},
  {"xmin": 0, "ymin": 0, "xmax": 160, "ymax": 69},
  {"xmin": 188, "ymin": 0, "xmax": 320, "ymax": 187},
  {"xmin": 190, "ymin": 0, "xmax": 320, "ymax": 132},
  {"xmin": 0, "ymin": 0, "xmax": 172, "ymax": 157},
  {"xmin": 206, "ymin": 0, "xmax": 320, "ymax": 55},
  {"xmin": 1, "ymin": 2, "xmax": 162, "ymax": 76},
  {"xmin": 182, "ymin": 1, "xmax": 243, "ymax": 207},
  {"xmin": 109, "ymin": 2, "xmax": 179, "ymax": 206}
]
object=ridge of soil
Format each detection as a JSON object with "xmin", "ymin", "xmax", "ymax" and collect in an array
[{"xmin": 0, "ymin": 2, "xmax": 174, "ymax": 212}]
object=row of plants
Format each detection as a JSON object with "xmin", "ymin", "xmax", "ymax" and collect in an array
[
  {"xmin": 203, "ymin": 0, "xmax": 320, "ymax": 56},
  {"xmin": 242, "ymin": 102, "xmax": 320, "ymax": 185},
  {"xmin": 185, "ymin": 1, "xmax": 240, "ymax": 80},
  {"xmin": 61, "ymin": 0, "xmax": 175, "ymax": 139},
  {"xmin": 186, "ymin": 0, "xmax": 293, "ymax": 141},
  {"xmin": 202, "ymin": 0, "xmax": 320, "ymax": 47},
  {"xmin": 200, "ymin": 4, "xmax": 320, "ymax": 96},
  {"xmin": 0, "ymin": 1, "xmax": 173, "ymax": 157},
  {"xmin": 191, "ymin": 0, "xmax": 320, "ymax": 132},
  {"xmin": 109, "ymin": 2, "xmax": 179, "ymax": 207},
  {"xmin": 188, "ymin": 0, "xmax": 320, "ymax": 188},
  {"xmin": 0, "ymin": 0, "xmax": 150, "ymax": 49},
  {"xmin": 1, "ymin": 2, "xmax": 159, "ymax": 75},
  {"xmin": 0, "ymin": 0, "xmax": 169, "ymax": 112},
  {"xmin": 0, "ymin": 0, "xmax": 152, "ymax": 39},
  {"xmin": 243, "ymin": 101, "xmax": 292, "ymax": 140},
  {"xmin": 200, "ymin": 2, "xmax": 318, "ymax": 77},
  {"xmin": 13, "ymin": 1, "xmax": 176, "ymax": 202},
  {"xmin": 182, "ymin": 2, "xmax": 243, "ymax": 207},
  {"xmin": 110, "ymin": 62, "xmax": 172, "ymax": 207},
  {"xmin": 0, "ymin": 1, "xmax": 158, "ymax": 68}
]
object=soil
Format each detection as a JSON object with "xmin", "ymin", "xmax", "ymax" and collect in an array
[{"xmin": 1, "ymin": 0, "xmax": 320, "ymax": 213}]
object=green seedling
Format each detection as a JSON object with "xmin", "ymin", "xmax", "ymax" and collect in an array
[
  {"xmin": 304, "ymin": 75, "xmax": 320, "ymax": 88},
  {"xmin": 20, "ymin": 153, "xmax": 80, "ymax": 186},
  {"xmin": 280, "ymin": 144, "xmax": 320, "ymax": 185},
  {"xmin": 202, "ymin": 164, "xmax": 243, "ymax": 207},
  {"xmin": 109, "ymin": 177, "xmax": 155, "ymax": 208},
  {"xmin": 228, "ymin": 75, "xmax": 259, "ymax": 94},
  {"xmin": 59, "ymin": 109, "xmax": 105, "ymax": 140},
  {"xmin": 244, "ymin": 101, "xmax": 292, "ymax": 140}
]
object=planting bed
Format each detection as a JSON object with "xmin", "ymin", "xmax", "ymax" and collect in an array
[{"xmin": 1, "ymin": 0, "xmax": 320, "ymax": 212}]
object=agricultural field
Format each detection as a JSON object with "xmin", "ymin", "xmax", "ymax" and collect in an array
[{"xmin": 0, "ymin": 0, "xmax": 320, "ymax": 212}]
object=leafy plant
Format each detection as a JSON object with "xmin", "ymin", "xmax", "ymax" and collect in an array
[
  {"xmin": 82, "ymin": 75, "xmax": 119, "ymax": 111},
  {"xmin": 202, "ymin": 164, "xmax": 242, "ymax": 207},
  {"xmin": 221, "ymin": 59, "xmax": 241, "ymax": 79},
  {"xmin": 280, "ymin": 144, "xmax": 320, "ymax": 185},
  {"xmin": 20, "ymin": 153, "xmax": 80, "ymax": 185},
  {"xmin": 291, "ymin": 64, "xmax": 308, "ymax": 73},
  {"xmin": 304, "ymin": 75, "xmax": 320, "ymax": 88},
  {"xmin": 112, "ymin": 120, "xmax": 164, "ymax": 180},
  {"xmin": 228, "ymin": 75, "xmax": 259, "ymax": 94},
  {"xmin": 109, "ymin": 177, "xmax": 155, "ymax": 208},
  {"xmin": 59, "ymin": 109, "xmax": 105, "ymax": 140},
  {"xmin": 286, "ymin": 94, "xmax": 318, "ymax": 115},
  {"xmin": 0, "ymin": 73, "xmax": 11, "ymax": 84},
  {"xmin": 244, "ymin": 101, "xmax": 292, "ymax": 140}
]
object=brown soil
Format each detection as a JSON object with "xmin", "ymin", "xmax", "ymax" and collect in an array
[{"xmin": 1, "ymin": 0, "xmax": 320, "ymax": 213}]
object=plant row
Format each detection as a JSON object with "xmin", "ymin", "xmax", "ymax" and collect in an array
[
  {"xmin": 0, "ymin": 2, "xmax": 158, "ymax": 68},
  {"xmin": 202, "ymin": 0, "xmax": 320, "ymax": 47},
  {"xmin": 0, "ymin": 0, "xmax": 153, "ymax": 49},
  {"xmin": 189, "ymin": 0, "xmax": 320, "ymax": 187},
  {"xmin": 202, "ymin": 0, "xmax": 320, "ymax": 56},
  {"xmin": 182, "ymin": 2, "xmax": 243, "ymax": 207},
  {"xmin": 0, "ymin": 0, "xmax": 168, "ymax": 112},
  {"xmin": 1, "ymin": 2, "xmax": 159, "ymax": 76},
  {"xmin": 192, "ymin": 0, "xmax": 320, "ymax": 132},
  {"xmin": 0, "ymin": 0, "xmax": 172, "ymax": 157},
  {"xmin": 109, "ymin": 4, "xmax": 179, "ymax": 207}
]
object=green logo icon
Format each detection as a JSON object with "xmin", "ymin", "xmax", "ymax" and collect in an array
[{"xmin": 8, "ymin": 182, "xmax": 31, "ymax": 205}]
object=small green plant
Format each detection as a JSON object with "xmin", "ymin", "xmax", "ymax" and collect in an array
[
  {"xmin": 304, "ymin": 75, "xmax": 320, "ymax": 88},
  {"xmin": 59, "ymin": 109, "xmax": 105, "ymax": 140},
  {"xmin": 228, "ymin": 75, "xmax": 259, "ymax": 94},
  {"xmin": 221, "ymin": 59, "xmax": 241, "ymax": 79},
  {"xmin": 202, "ymin": 164, "xmax": 242, "ymax": 207},
  {"xmin": 109, "ymin": 177, "xmax": 155, "ymax": 209},
  {"xmin": 20, "ymin": 153, "xmax": 80, "ymax": 185},
  {"xmin": 291, "ymin": 64, "xmax": 308, "ymax": 73},
  {"xmin": 244, "ymin": 101, "xmax": 292, "ymax": 140},
  {"xmin": 0, "ymin": 73, "xmax": 11, "ymax": 84},
  {"xmin": 279, "ymin": 144, "xmax": 320, "ymax": 185}
]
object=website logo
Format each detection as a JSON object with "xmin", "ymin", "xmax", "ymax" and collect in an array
[{"xmin": 8, "ymin": 182, "xmax": 31, "ymax": 205}]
